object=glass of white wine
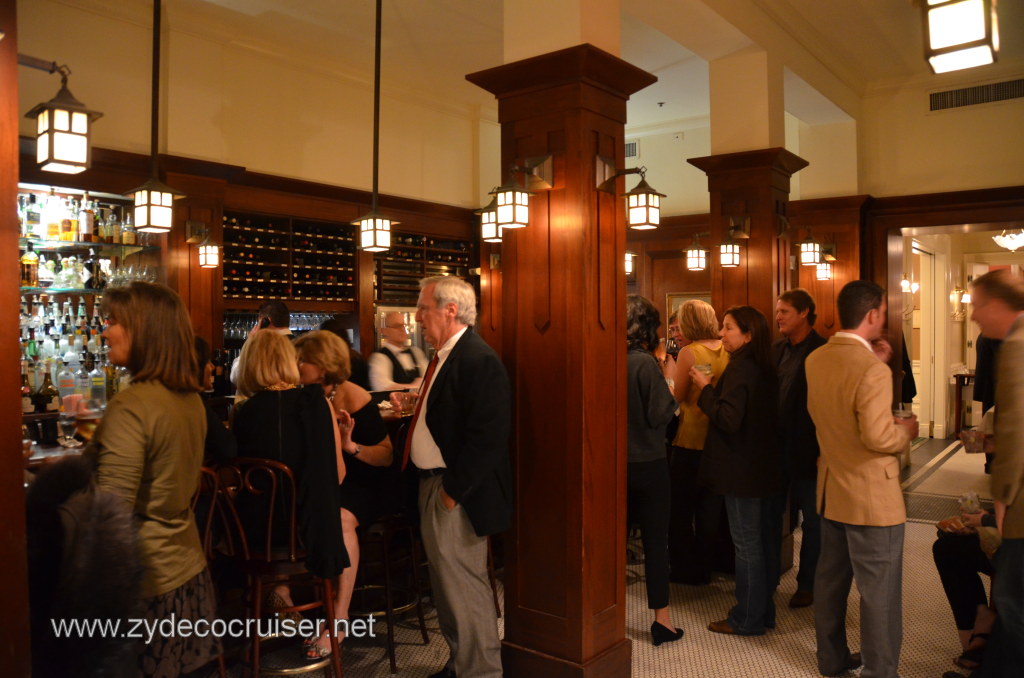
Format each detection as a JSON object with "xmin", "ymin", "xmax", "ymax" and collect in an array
[{"xmin": 58, "ymin": 412, "xmax": 82, "ymax": 448}]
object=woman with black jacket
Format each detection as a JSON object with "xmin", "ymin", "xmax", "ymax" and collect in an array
[
  {"xmin": 690, "ymin": 305, "xmax": 785, "ymax": 636},
  {"xmin": 626, "ymin": 295, "xmax": 685, "ymax": 646}
]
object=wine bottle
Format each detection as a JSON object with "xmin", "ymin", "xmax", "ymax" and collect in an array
[{"xmin": 21, "ymin": 360, "xmax": 35, "ymax": 414}]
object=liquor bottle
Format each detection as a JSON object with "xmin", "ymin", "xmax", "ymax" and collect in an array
[
  {"xmin": 24, "ymin": 194, "xmax": 42, "ymax": 239},
  {"xmin": 89, "ymin": 355, "xmax": 108, "ymax": 409},
  {"xmin": 79, "ymin": 194, "xmax": 95, "ymax": 242},
  {"xmin": 107, "ymin": 207, "xmax": 121, "ymax": 244},
  {"xmin": 75, "ymin": 355, "xmax": 92, "ymax": 400},
  {"xmin": 35, "ymin": 371, "xmax": 61, "ymax": 413},
  {"xmin": 60, "ymin": 197, "xmax": 77, "ymax": 242},
  {"xmin": 20, "ymin": 243, "xmax": 40, "ymax": 287},
  {"xmin": 56, "ymin": 360, "xmax": 76, "ymax": 402},
  {"xmin": 116, "ymin": 365, "xmax": 131, "ymax": 392},
  {"xmin": 122, "ymin": 213, "xmax": 137, "ymax": 245},
  {"xmin": 43, "ymin": 189, "xmax": 62, "ymax": 240},
  {"xmin": 21, "ymin": 361, "xmax": 35, "ymax": 414}
]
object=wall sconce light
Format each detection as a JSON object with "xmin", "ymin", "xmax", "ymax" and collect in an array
[
  {"xmin": 126, "ymin": 0, "xmax": 184, "ymax": 233},
  {"xmin": 799, "ymin": 234, "xmax": 822, "ymax": 266},
  {"xmin": 476, "ymin": 195, "xmax": 501, "ymax": 243},
  {"xmin": 186, "ymin": 220, "xmax": 220, "ymax": 269},
  {"xmin": 923, "ymin": 0, "xmax": 999, "ymax": 74},
  {"xmin": 816, "ymin": 261, "xmax": 833, "ymax": 281},
  {"xmin": 625, "ymin": 250, "xmax": 636, "ymax": 275},
  {"xmin": 717, "ymin": 216, "xmax": 749, "ymax": 268},
  {"xmin": 950, "ymin": 286, "xmax": 970, "ymax": 321},
  {"xmin": 489, "ymin": 156, "xmax": 553, "ymax": 231},
  {"xmin": 19, "ymin": 55, "xmax": 103, "ymax": 174},
  {"xmin": 596, "ymin": 160, "xmax": 667, "ymax": 230},
  {"xmin": 684, "ymin": 232, "xmax": 709, "ymax": 272},
  {"xmin": 900, "ymin": 275, "xmax": 921, "ymax": 294}
]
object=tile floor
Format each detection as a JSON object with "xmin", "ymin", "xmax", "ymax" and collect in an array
[{"xmin": 213, "ymin": 439, "xmax": 981, "ymax": 677}]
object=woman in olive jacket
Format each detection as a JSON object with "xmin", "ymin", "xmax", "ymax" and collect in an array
[{"xmin": 691, "ymin": 305, "xmax": 785, "ymax": 637}]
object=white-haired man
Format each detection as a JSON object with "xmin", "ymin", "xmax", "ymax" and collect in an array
[{"xmin": 405, "ymin": 275, "xmax": 511, "ymax": 678}]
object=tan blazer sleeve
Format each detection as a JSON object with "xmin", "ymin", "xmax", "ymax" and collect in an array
[
  {"xmin": 993, "ymin": 333, "xmax": 1024, "ymax": 505},
  {"xmin": 855, "ymin": 360, "xmax": 910, "ymax": 455}
]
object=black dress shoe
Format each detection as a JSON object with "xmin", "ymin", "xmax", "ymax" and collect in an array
[
  {"xmin": 651, "ymin": 621, "xmax": 684, "ymax": 646},
  {"xmin": 428, "ymin": 668, "xmax": 456, "ymax": 678},
  {"xmin": 822, "ymin": 652, "xmax": 862, "ymax": 676}
]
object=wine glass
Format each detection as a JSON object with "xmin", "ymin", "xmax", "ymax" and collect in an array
[{"xmin": 59, "ymin": 412, "xmax": 82, "ymax": 448}]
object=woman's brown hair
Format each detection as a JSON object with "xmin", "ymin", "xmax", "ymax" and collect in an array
[
  {"xmin": 101, "ymin": 282, "xmax": 200, "ymax": 392},
  {"xmin": 293, "ymin": 330, "xmax": 351, "ymax": 386}
]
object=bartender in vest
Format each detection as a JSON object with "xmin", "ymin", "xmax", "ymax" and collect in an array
[{"xmin": 369, "ymin": 311, "xmax": 429, "ymax": 391}]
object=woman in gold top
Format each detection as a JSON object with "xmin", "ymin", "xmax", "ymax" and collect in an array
[
  {"xmin": 667, "ymin": 299, "xmax": 729, "ymax": 584},
  {"xmin": 93, "ymin": 282, "xmax": 220, "ymax": 677}
]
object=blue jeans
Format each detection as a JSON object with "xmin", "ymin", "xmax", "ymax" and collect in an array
[
  {"xmin": 973, "ymin": 538, "xmax": 1024, "ymax": 677},
  {"xmin": 792, "ymin": 476, "xmax": 821, "ymax": 592},
  {"xmin": 724, "ymin": 495, "xmax": 784, "ymax": 635}
]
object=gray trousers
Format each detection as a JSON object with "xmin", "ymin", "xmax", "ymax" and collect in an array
[
  {"xmin": 419, "ymin": 475, "xmax": 502, "ymax": 678},
  {"xmin": 814, "ymin": 517, "xmax": 904, "ymax": 678}
]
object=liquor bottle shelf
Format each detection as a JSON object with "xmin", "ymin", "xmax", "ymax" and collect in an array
[
  {"xmin": 20, "ymin": 287, "xmax": 100, "ymax": 295},
  {"xmin": 19, "ymin": 237, "xmax": 159, "ymax": 257}
]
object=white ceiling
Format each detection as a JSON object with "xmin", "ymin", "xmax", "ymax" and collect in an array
[{"xmin": 167, "ymin": 0, "xmax": 1022, "ymax": 130}]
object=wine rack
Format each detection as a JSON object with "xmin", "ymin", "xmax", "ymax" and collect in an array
[
  {"xmin": 374, "ymin": 232, "xmax": 475, "ymax": 303},
  {"xmin": 221, "ymin": 212, "xmax": 357, "ymax": 303}
]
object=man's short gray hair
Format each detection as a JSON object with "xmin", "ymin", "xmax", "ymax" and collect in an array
[{"xmin": 420, "ymin": 275, "xmax": 477, "ymax": 326}]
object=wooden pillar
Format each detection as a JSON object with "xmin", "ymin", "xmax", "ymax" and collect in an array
[
  {"xmin": 1, "ymin": 0, "xmax": 33, "ymax": 672},
  {"xmin": 468, "ymin": 44, "xmax": 655, "ymax": 678},
  {"xmin": 688, "ymin": 148, "xmax": 808, "ymax": 320}
]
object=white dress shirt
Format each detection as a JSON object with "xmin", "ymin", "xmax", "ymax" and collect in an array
[
  {"xmin": 368, "ymin": 342, "xmax": 428, "ymax": 391},
  {"xmin": 833, "ymin": 331, "xmax": 873, "ymax": 353},
  {"xmin": 410, "ymin": 326, "xmax": 467, "ymax": 470}
]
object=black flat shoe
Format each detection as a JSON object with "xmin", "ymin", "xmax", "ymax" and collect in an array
[{"xmin": 651, "ymin": 621, "xmax": 684, "ymax": 646}]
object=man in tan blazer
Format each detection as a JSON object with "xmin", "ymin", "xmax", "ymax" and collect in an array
[
  {"xmin": 946, "ymin": 269, "xmax": 1024, "ymax": 678},
  {"xmin": 806, "ymin": 281, "xmax": 918, "ymax": 678}
]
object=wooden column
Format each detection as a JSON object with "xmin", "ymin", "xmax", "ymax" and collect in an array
[
  {"xmin": 468, "ymin": 44, "xmax": 655, "ymax": 678},
  {"xmin": 1, "ymin": 0, "xmax": 32, "ymax": 672},
  {"xmin": 688, "ymin": 148, "xmax": 808, "ymax": 320}
]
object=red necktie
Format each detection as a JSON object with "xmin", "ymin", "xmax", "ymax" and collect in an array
[{"xmin": 402, "ymin": 355, "xmax": 439, "ymax": 470}]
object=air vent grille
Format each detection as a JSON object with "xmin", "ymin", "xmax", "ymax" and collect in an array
[
  {"xmin": 625, "ymin": 140, "xmax": 639, "ymax": 159},
  {"xmin": 930, "ymin": 79, "xmax": 1024, "ymax": 111}
]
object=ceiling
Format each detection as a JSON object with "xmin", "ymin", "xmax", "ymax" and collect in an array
[{"xmin": 142, "ymin": 0, "xmax": 1024, "ymax": 130}]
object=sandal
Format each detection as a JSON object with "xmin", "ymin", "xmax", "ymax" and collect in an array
[
  {"xmin": 303, "ymin": 633, "xmax": 335, "ymax": 661},
  {"xmin": 954, "ymin": 632, "xmax": 990, "ymax": 670}
]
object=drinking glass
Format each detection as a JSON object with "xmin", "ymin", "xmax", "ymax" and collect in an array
[{"xmin": 58, "ymin": 413, "xmax": 82, "ymax": 448}]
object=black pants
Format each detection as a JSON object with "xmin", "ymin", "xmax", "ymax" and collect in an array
[
  {"xmin": 628, "ymin": 458, "xmax": 672, "ymax": 609},
  {"xmin": 668, "ymin": 446, "xmax": 722, "ymax": 583},
  {"xmin": 933, "ymin": 533, "xmax": 995, "ymax": 630}
]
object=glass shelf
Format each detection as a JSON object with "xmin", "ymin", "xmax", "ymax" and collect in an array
[
  {"xmin": 20, "ymin": 287, "xmax": 99, "ymax": 295},
  {"xmin": 19, "ymin": 238, "xmax": 159, "ymax": 257}
]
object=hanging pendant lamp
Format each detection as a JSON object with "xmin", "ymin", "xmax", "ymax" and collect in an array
[
  {"xmin": 354, "ymin": 0, "xmax": 397, "ymax": 251},
  {"xmin": 126, "ymin": 0, "xmax": 183, "ymax": 234}
]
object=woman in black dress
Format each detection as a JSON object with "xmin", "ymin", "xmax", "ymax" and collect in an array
[
  {"xmin": 232, "ymin": 330, "xmax": 349, "ymax": 655},
  {"xmin": 294, "ymin": 330, "xmax": 394, "ymax": 659}
]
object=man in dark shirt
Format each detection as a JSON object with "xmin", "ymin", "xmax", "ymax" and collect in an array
[{"xmin": 773, "ymin": 288, "xmax": 828, "ymax": 608}]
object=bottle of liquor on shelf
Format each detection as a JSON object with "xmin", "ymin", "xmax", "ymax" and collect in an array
[
  {"xmin": 56, "ymin": 359, "xmax": 76, "ymax": 402},
  {"xmin": 75, "ymin": 354, "xmax": 92, "ymax": 400},
  {"xmin": 121, "ymin": 213, "xmax": 137, "ymax": 245},
  {"xmin": 108, "ymin": 206, "xmax": 122, "ymax": 244},
  {"xmin": 34, "ymin": 369, "xmax": 61, "ymax": 414},
  {"xmin": 60, "ymin": 196, "xmax": 78, "ymax": 242},
  {"xmin": 78, "ymin": 193, "xmax": 95, "ymax": 242},
  {"xmin": 21, "ymin": 360, "xmax": 35, "ymax": 414},
  {"xmin": 20, "ymin": 243, "xmax": 39, "ymax": 287},
  {"xmin": 89, "ymin": 354, "xmax": 107, "ymax": 409}
]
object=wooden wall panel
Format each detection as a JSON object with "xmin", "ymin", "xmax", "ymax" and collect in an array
[{"xmin": 1, "ymin": 2, "xmax": 32, "ymax": 672}]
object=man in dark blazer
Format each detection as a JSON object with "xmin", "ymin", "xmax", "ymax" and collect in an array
[
  {"xmin": 773, "ymin": 288, "xmax": 827, "ymax": 609},
  {"xmin": 407, "ymin": 275, "xmax": 511, "ymax": 678}
]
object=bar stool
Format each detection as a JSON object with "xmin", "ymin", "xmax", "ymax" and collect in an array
[
  {"xmin": 218, "ymin": 458, "xmax": 343, "ymax": 678},
  {"xmin": 189, "ymin": 466, "xmax": 228, "ymax": 678},
  {"xmin": 352, "ymin": 512, "xmax": 429, "ymax": 673}
]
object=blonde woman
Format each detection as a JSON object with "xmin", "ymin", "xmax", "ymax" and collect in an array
[
  {"xmin": 668, "ymin": 299, "xmax": 729, "ymax": 585},
  {"xmin": 232, "ymin": 330, "xmax": 349, "ymax": 655},
  {"xmin": 293, "ymin": 330, "xmax": 394, "ymax": 658},
  {"xmin": 92, "ymin": 282, "xmax": 219, "ymax": 676}
]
